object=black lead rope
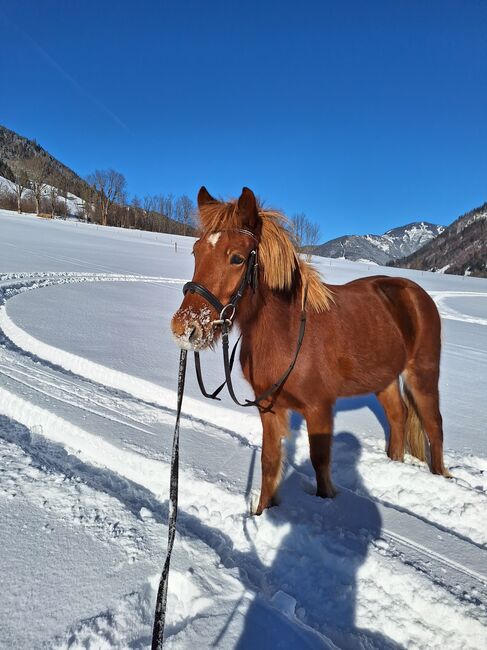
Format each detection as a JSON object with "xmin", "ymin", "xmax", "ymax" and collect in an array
[{"xmin": 151, "ymin": 348, "xmax": 187, "ymax": 650}]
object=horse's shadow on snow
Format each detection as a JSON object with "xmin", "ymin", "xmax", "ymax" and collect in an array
[
  {"xmin": 334, "ymin": 393, "xmax": 390, "ymax": 444},
  {"xmin": 0, "ymin": 407, "xmax": 400, "ymax": 649},
  {"xmin": 233, "ymin": 413, "xmax": 402, "ymax": 650}
]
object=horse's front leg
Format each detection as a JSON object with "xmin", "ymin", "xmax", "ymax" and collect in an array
[
  {"xmin": 305, "ymin": 403, "xmax": 337, "ymax": 498},
  {"xmin": 255, "ymin": 407, "xmax": 288, "ymax": 515}
]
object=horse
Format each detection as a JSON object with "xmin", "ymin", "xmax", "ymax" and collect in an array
[{"xmin": 171, "ymin": 186, "xmax": 450, "ymax": 515}]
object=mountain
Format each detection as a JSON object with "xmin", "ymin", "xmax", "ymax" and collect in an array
[
  {"xmin": 311, "ymin": 222, "xmax": 444, "ymax": 266},
  {"xmin": 0, "ymin": 124, "xmax": 88, "ymax": 197},
  {"xmin": 389, "ymin": 203, "xmax": 487, "ymax": 278}
]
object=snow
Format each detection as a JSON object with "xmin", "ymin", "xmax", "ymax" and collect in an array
[
  {"xmin": 0, "ymin": 174, "xmax": 84, "ymax": 216},
  {"xmin": 355, "ymin": 258, "xmax": 379, "ymax": 265},
  {"xmin": 437, "ymin": 264, "xmax": 451, "ymax": 273},
  {"xmin": 0, "ymin": 208, "xmax": 487, "ymax": 649}
]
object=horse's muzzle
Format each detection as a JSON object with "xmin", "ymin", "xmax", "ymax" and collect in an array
[{"xmin": 171, "ymin": 307, "xmax": 215, "ymax": 351}]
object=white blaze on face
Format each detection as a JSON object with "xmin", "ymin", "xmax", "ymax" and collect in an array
[{"xmin": 208, "ymin": 232, "xmax": 221, "ymax": 247}]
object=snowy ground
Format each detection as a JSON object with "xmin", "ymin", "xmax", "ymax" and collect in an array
[{"xmin": 0, "ymin": 208, "xmax": 486, "ymax": 649}]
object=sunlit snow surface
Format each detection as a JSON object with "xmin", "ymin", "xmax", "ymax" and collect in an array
[{"xmin": 1, "ymin": 209, "xmax": 486, "ymax": 649}]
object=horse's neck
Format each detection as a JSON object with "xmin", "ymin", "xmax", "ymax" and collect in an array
[{"xmin": 237, "ymin": 285, "xmax": 301, "ymax": 359}]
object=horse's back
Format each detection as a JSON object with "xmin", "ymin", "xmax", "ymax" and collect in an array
[{"xmin": 330, "ymin": 274, "xmax": 441, "ymax": 357}]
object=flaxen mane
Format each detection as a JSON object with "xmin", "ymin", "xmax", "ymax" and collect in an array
[{"xmin": 199, "ymin": 199, "xmax": 334, "ymax": 313}]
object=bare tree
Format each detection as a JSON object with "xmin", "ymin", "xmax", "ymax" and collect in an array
[
  {"xmin": 175, "ymin": 194, "xmax": 195, "ymax": 236},
  {"xmin": 24, "ymin": 157, "xmax": 51, "ymax": 215},
  {"xmin": 86, "ymin": 169, "xmax": 126, "ymax": 226},
  {"xmin": 46, "ymin": 173, "xmax": 64, "ymax": 218},
  {"xmin": 143, "ymin": 194, "xmax": 156, "ymax": 218},
  {"xmin": 9, "ymin": 160, "xmax": 31, "ymax": 214},
  {"xmin": 131, "ymin": 195, "xmax": 142, "ymax": 229},
  {"xmin": 156, "ymin": 193, "xmax": 174, "ymax": 220},
  {"xmin": 56, "ymin": 173, "xmax": 71, "ymax": 217},
  {"xmin": 291, "ymin": 212, "xmax": 321, "ymax": 262},
  {"xmin": 154, "ymin": 193, "xmax": 175, "ymax": 232},
  {"xmin": 48, "ymin": 183, "xmax": 58, "ymax": 218}
]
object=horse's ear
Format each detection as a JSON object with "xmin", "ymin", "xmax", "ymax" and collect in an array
[
  {"xmin": 237, "ymin": 187, "xmax": 260, "ymax": 231},
  {"xmin": 197, "ymin": 186, "xmax": 216, "ymax": 207}
]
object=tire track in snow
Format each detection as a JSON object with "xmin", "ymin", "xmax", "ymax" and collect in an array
[
  {"xmin": 2, "ymin": 306, "xmax": 486, "ymax": 554},
  {"xmin": 2, "ymin": 398, "xmax": 486, "ymax": 650},
  {"xmin": 431, "ymin": 291, "xmax": 487, "ymax": 326},
  {"xmin": 0, "ymin": 271, "xmax": 260, "ymax": 444},
  {"xmin": 1, "ymin": 272, "xmax": 487, "ymax": 647},
  {"xmin": 1, "ymin": 365, "xmax": 487, "ymax": 630}
]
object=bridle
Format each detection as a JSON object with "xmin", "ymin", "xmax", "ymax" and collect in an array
[
  {"xmin": 183, "ymin": 228, "xmax": 259, "ymax": 328},
  {"xmin": 182, "ymin": 228, "xmax": 308, "ymax": 410}
]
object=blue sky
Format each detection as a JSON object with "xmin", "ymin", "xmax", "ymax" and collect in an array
[{"xmin": 1, "ymin": 0, "xmax": 486, "ymax": 240}]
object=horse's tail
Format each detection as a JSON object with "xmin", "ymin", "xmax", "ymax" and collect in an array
[{"xmin": 402, "ymin": 378, "xmax": 427, "ymax": 462}]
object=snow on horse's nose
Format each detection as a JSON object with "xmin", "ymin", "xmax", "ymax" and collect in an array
[{"xmin": 171, "ymin": 308, "xmax": 212, "ymax": 350}]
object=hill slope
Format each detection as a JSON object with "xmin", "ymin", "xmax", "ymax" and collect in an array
[
  {"xmin": 0, "ymin": 124, "xmax": 194, "ymax": 234},
  {"xmin": 0, "ymin": 124, "xmax": 88, "ymax": 196},
  {"xmin": 312, "ymin": 222, "xmax": 444, "ymax": 265},
  {"xmin": 389, "ymin": 203, "xmax": 487, "ymax": 278}
]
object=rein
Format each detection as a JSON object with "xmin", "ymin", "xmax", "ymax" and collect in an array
[{"xmin": 151, "ymin": 231, "xmax": 307, "ymax": 646}]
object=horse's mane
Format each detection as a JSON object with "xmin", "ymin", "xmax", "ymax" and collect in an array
[{"xmin": 199, "ymin": 199, "xmax": 334, "ymax": 313}]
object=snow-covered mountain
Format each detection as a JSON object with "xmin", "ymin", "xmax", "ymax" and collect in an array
[
  {"xmin": 312, "ymin": 222, "xmax": 444, "ymax": 265},
  {"xmin": 390, "ymin": 203, "xmax": 487, "ymax": 278}
]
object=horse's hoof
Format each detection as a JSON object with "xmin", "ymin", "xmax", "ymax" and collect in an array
[
  {"xmin": 252, "ymin": 495, "xmax": 279, "ymax": 515},
  {"xmin": 387, "ymin": 451, "xmax": 405, "ymax": 462},
  {"xmin": 316, "ymin": 484, "xmax": 337, "ymax": 499}
]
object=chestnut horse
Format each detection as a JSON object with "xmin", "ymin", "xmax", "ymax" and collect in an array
[{"xmin": 172, "ymin": 187, "xmax": 450, "ymax": 514}]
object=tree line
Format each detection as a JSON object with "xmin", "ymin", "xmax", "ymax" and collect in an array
[
  {"xmin": 0, "ymin": 156, "xmax": 321, "ymax": 246},
  {"xmin": 83, "ymin": 168, "xmax": 195, "ymax": 234},
  {"xmin": 0, "ymin": 158, "xmax": 197, "ymax": 236}
]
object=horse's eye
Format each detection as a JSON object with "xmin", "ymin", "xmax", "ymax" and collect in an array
[{"xmin": 230, "ymin": 254, "xmax": 245, "ymax": 265}]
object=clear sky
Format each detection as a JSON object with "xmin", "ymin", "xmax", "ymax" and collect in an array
[{"xmin": 1, "ymin": 0, "xmax": 486, "ymax": 240}]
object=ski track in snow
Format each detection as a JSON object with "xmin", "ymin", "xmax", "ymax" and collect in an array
[{"xmin": 1, "ymin": 271, "xmax": 487, "ymax": 648}]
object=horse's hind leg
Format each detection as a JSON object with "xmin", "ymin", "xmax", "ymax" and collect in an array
[
  {"xmin": 404, "ymin": 366, "xmax": 450, "ymax": 476},
  {"xmin": 305, "ymin": 402, "xmax": 337, "ymax": 498},
  {"xmin": 376, "ymin": 379, "xmax": 406, "ymax": 462}
]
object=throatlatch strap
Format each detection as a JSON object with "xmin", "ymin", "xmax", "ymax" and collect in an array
[{"xmin": 151, "ymin": 348, "xmax": 187, "ymax": 649}]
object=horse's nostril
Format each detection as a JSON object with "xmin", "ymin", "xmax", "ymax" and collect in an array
[{"xmin": 188, "ymin": 324, "xmax": 202, "ymax": 342}]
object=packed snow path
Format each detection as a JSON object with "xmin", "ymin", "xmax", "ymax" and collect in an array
[{"xmin": 0, "ymin": 212, "xmax": 487, "ymax": 648}]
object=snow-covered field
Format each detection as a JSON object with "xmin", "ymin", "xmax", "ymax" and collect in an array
[{"xmin": 0, "ymin": 208, "xmax": 486, "ymax": 649}]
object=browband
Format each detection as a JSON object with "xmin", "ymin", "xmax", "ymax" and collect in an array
[{"xmin": 203, "ymin": 228, "xmax": 258, "ymax": 243}]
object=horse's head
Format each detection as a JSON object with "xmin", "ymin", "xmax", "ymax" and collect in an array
[{"xmin": 171, "ymin": 186, "xmax": 261, "ymax": 350}]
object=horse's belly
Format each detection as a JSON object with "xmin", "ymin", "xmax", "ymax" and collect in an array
[{"xmin": 334, "ymin": 332, "xmax": 407, "ymax": 396}]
